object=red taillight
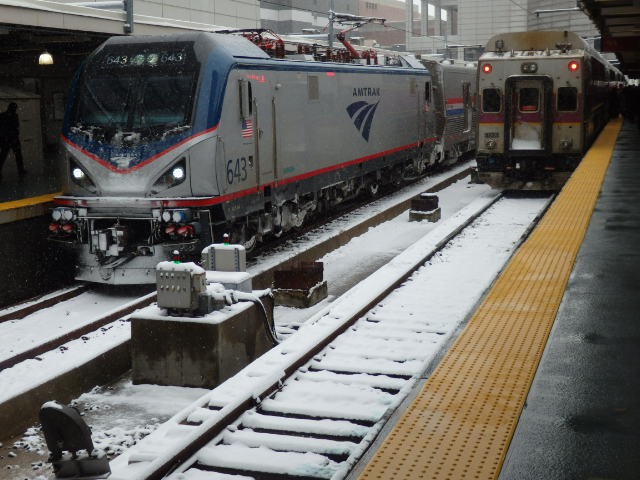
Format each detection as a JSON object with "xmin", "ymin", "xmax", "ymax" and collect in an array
[
  {"xmin": 165, "ymin": 224, "xmax": 177, "ymax": 235},
  {"xmin": 568, "ymin": 60, "xmax": 580, "ymax": 72},
  {"xmin": 49, "ymin": 223, "xmax": 60, "ymax": 233},
  {"xmin": 61, "ymin": 223, "xmax": 75, "ymax": 233},
  {"xmin": 482, "ymin": 63, "xmax": 493, "ymax": 74},
  {"xmin": 177, "ymin": 225, "xmax": 195, "ymax": 237}
]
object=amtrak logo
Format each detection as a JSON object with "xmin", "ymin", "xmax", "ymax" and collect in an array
[{"xmin": 346, "ymin": 101, "xmax": 379, "ymax": 142}]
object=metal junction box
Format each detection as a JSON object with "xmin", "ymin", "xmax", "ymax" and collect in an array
[
  {"xmin": 156, "ymin": 261, "xmax": 206, "ymax": 311},
  {"xmin": 201, "ymin": 243, "xmax": 247, "ymax": 272}
]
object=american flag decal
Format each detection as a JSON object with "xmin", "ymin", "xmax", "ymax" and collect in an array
[{"xmin": 241, "ymin": 118, "xmax": 253, "ymax": 138}]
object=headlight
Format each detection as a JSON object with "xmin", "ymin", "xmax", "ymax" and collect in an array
[
  {"xmin": 172, "ymin": 166, "xmax": 185, "ymax": 181},
  {"xmin": 52, "ymin": 207, "xmax": 76, "ymax": 222},
  {"xmin": 62, "ymin": 209, "xmax": 75, "ymax": 221},
  {"xmin": 172, "ymin": 209, "xmax": 192, "ymax": 223},
  {"xmin": 560, "ymin": 139, "xmax": 573, "ymax": 150},
  {"xmin": 151, "ymin": 158, "xmax": 187, "ymax": 194},
  {"xmin": 69, "ymin": 161, "xmax": 97, "ymax": 193}
]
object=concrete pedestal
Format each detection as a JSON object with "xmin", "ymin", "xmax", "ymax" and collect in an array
[
  {"xmin": 409, "ymin": 207, "xmax": 442, "ymax": 222},
  {"xmin": 409, "ymin": 193, "xmax": 441, "ymax": 222},
  {"xmin": 131, "ymin": 294, "xmax": 275, "ymax": 388},
  {"xmin": 273, "ymin": 280, "xmax": 328, "ymax": 308}
]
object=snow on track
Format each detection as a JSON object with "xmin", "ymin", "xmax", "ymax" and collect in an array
[{"xmin": 109, "ymin": 194, "xmax": 551, "ymax": 480}]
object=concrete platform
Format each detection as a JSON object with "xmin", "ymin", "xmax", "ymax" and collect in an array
[
  {"xmin": 0, "ymin": 153, "xmax": 61, "ymax": 204},
  {"xmin": 500, "ymin": 120, "xmax": 640, "ymax": 479}
]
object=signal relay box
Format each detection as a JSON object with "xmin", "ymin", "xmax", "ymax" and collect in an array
[
  {"xmin": 201, "ymin": 243, "xmax": 247, "ymax": 272},
  {"xmin": 156, "ymin": 261, "xmax": 207, "ymax": 311}
]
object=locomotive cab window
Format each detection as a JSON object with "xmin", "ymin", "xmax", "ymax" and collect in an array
[
  {"xmin": 519, "ymin": 87, "xmax": 539, "ymax": 112},
  {"xmin": 482, "ymin": 88, "xmax": 501, "ymax": 113},
  {"xmin": 557, "ymin": 86, "xmax": 578, "ymax": 111},
  {"xmin": 73, "ymin": 43, "xmax": 199, "ymax": 142}
]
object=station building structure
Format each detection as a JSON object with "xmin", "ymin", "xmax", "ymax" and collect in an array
[
  {"xmin": 0, "ymin": 0, "xmax": 606, "ymax": 179},
  {"xmin": 0, "ymin": 0, "xmax": 259, "ymax": 177}
]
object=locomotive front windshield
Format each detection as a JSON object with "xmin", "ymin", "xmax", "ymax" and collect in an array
[{"xmin": 70, "ymin": 42, "xmax": 199, "ymax": 144}]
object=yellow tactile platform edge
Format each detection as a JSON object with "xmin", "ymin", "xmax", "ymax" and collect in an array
[
  {"xmin": 0, "ymin": 192, "xmax": 61, "ymax": 213},
  {"xmin": 0, "ymin": 192, "xmax": 61, "ymax": 225},
  {"xmin": 359, "ymin": 119, "xmax": 623, "ymax": 480}
]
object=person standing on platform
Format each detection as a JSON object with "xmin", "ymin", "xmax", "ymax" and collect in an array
[{"xmin": 0, "ymin": 102, "xmax": 28, "ymax": 181}]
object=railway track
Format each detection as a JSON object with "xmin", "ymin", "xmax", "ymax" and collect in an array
[
  {"xmin": 0, "ymin": 164, "xmax": 473, "ymax": 442},
  {"xmin": 0, "ymin": 290, "xmax": 155, "ymax": 372},
  {"xmin": 108, "ymin": 192, "xmax": 553, "ymax": 480}
]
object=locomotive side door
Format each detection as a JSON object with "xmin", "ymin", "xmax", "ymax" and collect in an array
[
  {"xmin": 253, "ymin": 80, "xmax": 276, "ymax": 187},
  {"xmin": 505, "ymin": 77, "xmax": 552, "ymax": 154},
  {"xmin": 424, "ymin": 80, "xmax": 436, "ymax": 141}
]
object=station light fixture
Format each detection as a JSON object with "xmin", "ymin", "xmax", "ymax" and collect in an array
[{"xmin": 39, "ymin": 51, "xmax": 54, "ymax": 65}]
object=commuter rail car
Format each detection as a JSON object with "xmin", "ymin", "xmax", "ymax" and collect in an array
[
  {"xmin": 50, "ymin": 32, "xmax": 436, "ymax": 284},
  {"xmin": 475, "ymin": 30, "xmax": 623, "ymax": 190},
  {"xmin": 419, "ymin": 58, "xmax": 477, "ymax": 166}
]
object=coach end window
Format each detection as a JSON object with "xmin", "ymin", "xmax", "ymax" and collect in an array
[
  {"xmin": 482, "ymin": 88, "xmax": 501, "ymax": 113},
  {"xmin": 519, "ymin": 87, "xmax": 539, "ymax": 112},
  {"xmin": 557, "ymin": 86, "xmax": 578, "ymax": 111}
]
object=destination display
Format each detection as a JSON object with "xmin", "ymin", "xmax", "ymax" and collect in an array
[{"xmin": 102, "ymin": 50, "xmax": 187, "ymax": 67}]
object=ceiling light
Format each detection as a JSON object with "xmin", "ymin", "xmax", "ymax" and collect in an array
[{"xmin": 39, "ymin": 51, "xmax": 54, "ymax": 65}]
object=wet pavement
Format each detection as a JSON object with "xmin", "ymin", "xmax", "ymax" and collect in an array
[{"xmin": 500, "ymin": 120, "xmax": 640, "ymax": 480}]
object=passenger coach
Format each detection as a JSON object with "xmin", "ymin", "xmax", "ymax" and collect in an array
[{"xmin": 475, "ymin": 30, "xmax": 623, "ymax": 190}]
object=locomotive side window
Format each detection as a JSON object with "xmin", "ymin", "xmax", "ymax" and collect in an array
[
  {"xmin": 519, "ymin": 87, "xmax": 539, "ymax": 112},
  {"xmin": 482, "ymin": 88, "xmax": 501, "ymax": 112},
  {"xmin": 557, "ymin": 86, "xmax": 578, "ymax": 111},
  {"xmin": 425, "ymin": 81, "xmax": 431, "ymax": 104},
  {"xmin": 308, "ymin": 75, "xmax": 319, "ymax": 101},
  {"xmin": 239, "ymin": 79, "xmax": 252, "ymax": 119}
]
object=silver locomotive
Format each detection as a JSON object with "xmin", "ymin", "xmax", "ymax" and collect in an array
[{"xmin": 51, "ymin": 32, "xmax": 448, "ymax": 284}]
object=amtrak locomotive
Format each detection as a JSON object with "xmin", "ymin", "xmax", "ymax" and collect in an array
[
  {"xmin": 50, "ymin": 32, "xmax": 439, "ymax": 284},
  {"xmin": 475, "ymin": 30, "xmax": 623, "ymax": 190}
]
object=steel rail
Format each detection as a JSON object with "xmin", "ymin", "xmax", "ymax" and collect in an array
[{"xmin": 110, "ymin": 191, "xmax": 503, "ymax": 480}]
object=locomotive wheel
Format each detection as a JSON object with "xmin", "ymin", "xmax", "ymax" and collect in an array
[
  {"xmin": 233, "ymin": 225, "xmax": 257, "ymax": 253},
  {"xmin": 243, "ymin": 234, "xmax": 257, "ymax": 252},
  {"xmin": 391, "ymin": 167, "xmax": 404, "ymax": 187}
]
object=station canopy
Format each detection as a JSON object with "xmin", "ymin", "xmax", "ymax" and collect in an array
[{"xmin": 581, "ymin": 0, "xmax": 640, "ymax": 77}]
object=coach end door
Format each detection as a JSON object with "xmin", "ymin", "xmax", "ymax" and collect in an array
[{"xmin": 505, "ymin": 77, "xmax": 552, "ymax": 155}]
